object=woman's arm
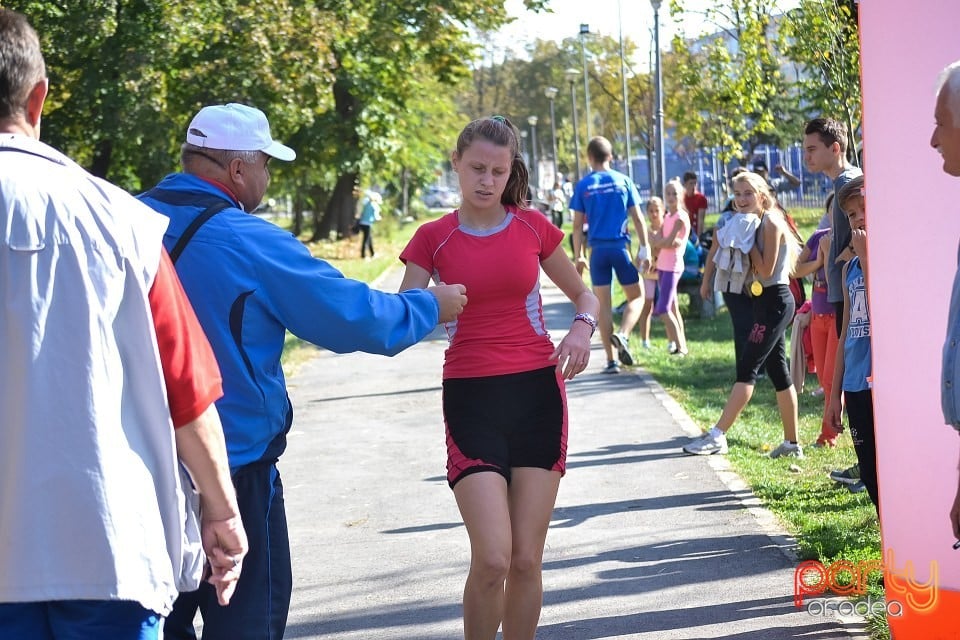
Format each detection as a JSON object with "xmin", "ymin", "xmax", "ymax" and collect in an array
[
  {"xmin": 399, "ymin": 262, "xmax": 432, "ymax": 291},
  {"xmin": 826, "ymin": 261, "xmax": 851, "ymax": 431},
  {"xmin": 749, "ymin": 214, "xmax": 783, "ymax": 280},
  {"xmin": 792, "ymin": 243, "xmax": 823, "ymax": 279},
  {"xmin": 700, "ymin": 238, "xmax": 720, "ymax": 301}
]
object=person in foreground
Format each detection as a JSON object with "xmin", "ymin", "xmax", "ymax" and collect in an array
[
  {"xmin": 683, "ymin": 172, "xmax": 803, "ymax": 459},
  {"xmin": 399, "ymin": 116, "xmax": 599, "ymax": 640},
  {"xmin": 139, "ymin": 103, "xmax": 467, "ymax": 639},
  {"xmin": 0, "ymin": 9, "xmax": 246, "ymax": 638},
  {"xmin": 931, "ymin": 59, "xmax": 960, "ymax": 540}
]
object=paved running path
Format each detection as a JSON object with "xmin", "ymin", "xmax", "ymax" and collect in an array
[{"xmin": 278, "ymin": 267, "xmax": 866, "ymax": 640}]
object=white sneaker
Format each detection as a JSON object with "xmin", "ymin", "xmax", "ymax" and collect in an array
[
  {"xmin": 769, "ymin": 441, "xmax": 804, "ymax": 459},
  {"xmin": 683, "ymin": 432, "xmax": 728, "ymax": 455},
  {"xmin": 611, "ymin": 332, "xmax": 634, "ymax": 366},
  {"xmin": 668, "ymin": 341, "xmax": 678, "ymax": 354}
]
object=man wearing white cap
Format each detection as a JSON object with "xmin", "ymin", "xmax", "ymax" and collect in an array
[{"xmin": 139, "ymin": 103, "xmax": 468, "ymax": 640}]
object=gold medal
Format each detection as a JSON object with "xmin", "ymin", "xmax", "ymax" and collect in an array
[{"xmin": 750, "ymin": 280, "xmax": 763, "ymax": 296}]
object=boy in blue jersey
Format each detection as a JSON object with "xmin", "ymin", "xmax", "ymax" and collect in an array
[
  {"xmin": 139, "ymin": 103, "xmax": 468, "ymax": 640},
  {"xmin": 570, "ymin": 137, "xmax": 651, "ymax": 373},
  {"xmin": 825, "ymin": 175, "xmax": 877, "ymax": 511}
]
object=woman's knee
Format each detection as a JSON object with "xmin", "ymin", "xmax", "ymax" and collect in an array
[
  {"xmin": 509, "ymin": 547, "xmax": 545, "ymax": 576},
  {"xmin": 767, "ymin": 367, "xmax": 792, "ymax": 391},
  {"xmin": 470, "ymin": 548, "xmax": 512, "ymax": 586}
]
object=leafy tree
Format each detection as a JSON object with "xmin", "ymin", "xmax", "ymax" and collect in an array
[
  {"xmin": 6, "ymin": 0, "xmax": 177, "ymax": 188},
  {"xmin": 667, "ymin": 0, "xmax": 803, "ymax": 165},
  {"xmin": 6, "ymin": 1, "xmax": 546, "ymax": 242},
  {"xmin": 296, "ymin": 0, "xmax": 549, "ymax": 241},
  {"xmin": 463, "ymin": 35, "xmax": 657, "ymax": 186},
  {"xmin": 4, "ymin": 0, "xmax": 333, "ymax": 191},
  {"xmin": 781, "ymin": 0, "xmax": 862, "ymax": 160}
]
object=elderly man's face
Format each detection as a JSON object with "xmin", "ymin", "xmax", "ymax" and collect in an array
[{"xmin": 932, "ymin": 87, "xmax": 960, "ymax": 177}]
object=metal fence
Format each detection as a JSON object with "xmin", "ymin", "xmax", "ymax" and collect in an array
[{"xmin": 613, "ymin": 144, "xmax": 837, "ymax": 213}]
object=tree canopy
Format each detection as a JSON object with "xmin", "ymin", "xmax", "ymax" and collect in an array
[
  {"xmin": 3, "ymin": 0, "xmax": 861, "ymax": 237},
  {"xmin": 3, "ymin": 0, "xmax": 546, "ymax": 235}
]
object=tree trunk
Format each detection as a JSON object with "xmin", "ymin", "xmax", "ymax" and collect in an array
[
  {"xmin": 401, "ymin": 166, "xmax": 410, "ymax": 217},
  {"xmin": 314, "ymin": 63, "xmax": 361, "ymax": 242},
  {"xmin": 309, "ymin": 185, "xmax": 328, "ymax": 242},
  {"xmin": 315, "ymin": 172, "xmax": 358, "ymax": 241},
  {"xmin": 292, "ymin": 186, "xmax": 304, "ymax": 237}
]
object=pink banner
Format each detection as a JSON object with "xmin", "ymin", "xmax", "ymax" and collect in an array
[{"xmin": 860, "ymin": 0, "xmax": 960, "ymax": 633}]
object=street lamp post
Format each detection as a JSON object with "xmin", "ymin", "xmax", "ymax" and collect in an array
[
  {"xmin": 565, "ymin": 68, "xmax": 582, "ymax": 182},
  {"xmin": 794, "ymin": 141, "xmax": 805, "ymax": 200},
  {"xmin": 618, "ymin": 0, "xmax": 632, "ymax": 180},
  {"xmin": 579, "ymin": 23, "xmax": 592, "ymax": 141},
  {"xmin": 520, "ymin": 129, "xmax": 528, "ymax": 167},
  {"xmin": 544, "ymin": 87, "xmax": 559, "ymax": 187},
  {"xmin": 528, "ymin": 115, "xmax": 539, "ymax": 194},
  {"xmin": 651, "ymin": 0, "xmax": 666, "ymax": 197}
]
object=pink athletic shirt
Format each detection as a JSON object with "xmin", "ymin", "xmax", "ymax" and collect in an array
[
  {"xmin": 401, "ymin": 207, "xmax": 564, "ymax": 379},
  {"xmin": 656, "ymin": 210, "xmax": 690, "ymax": 273}
]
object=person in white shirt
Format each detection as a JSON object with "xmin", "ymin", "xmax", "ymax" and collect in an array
[{"xmin": 0, "ymin": 9, "xmax": 246, "ymax": 639}]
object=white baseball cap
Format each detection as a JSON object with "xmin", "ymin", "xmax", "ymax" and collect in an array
[{"xmin": 185, "ymin": 103, "xmax": 296, "ymax": 161}]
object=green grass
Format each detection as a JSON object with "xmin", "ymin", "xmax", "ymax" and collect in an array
[{"xmin": 634, "ymin": 302, "xmax": 885, "ymax": 628}]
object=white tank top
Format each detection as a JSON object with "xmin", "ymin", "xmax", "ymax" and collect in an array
[{"xmin": 755, "ymin": 213, "xmax": 792, "ymax": 287}]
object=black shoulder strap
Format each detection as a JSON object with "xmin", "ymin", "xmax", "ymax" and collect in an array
[{"xmin": 141, "ymin": 188, "xmax": 233, "ymax": 264}]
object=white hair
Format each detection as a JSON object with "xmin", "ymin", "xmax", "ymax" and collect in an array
[{"xmin": 936, "ymin": 60, "xmax": 960, "ymax": 127}]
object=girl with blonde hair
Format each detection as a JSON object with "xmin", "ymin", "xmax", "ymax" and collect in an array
[
  {"xmin": 683, "ymin": 171, "xmax": 803, "ymax": 458},
  {"xmin": 651, "ymin": 178, "xmax": 691, "ymax": 355}
]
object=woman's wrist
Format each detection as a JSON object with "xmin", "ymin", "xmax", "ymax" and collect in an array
[{"xmin": 572, "ymin": 312, "xmax": 597, "ymax": 337}]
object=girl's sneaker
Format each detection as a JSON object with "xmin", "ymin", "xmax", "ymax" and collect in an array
[
  {"xmin": 668, "ymin": 341, "xmax": 678, "ymax": 354},
  {"xmin": 602, "ymin": 360, "xmax": 620, "ymax": 374},
  {"xmin": 682, "ymin": 432, "xmax": 728, "ymax": 455},
  {"xmin": 769, "ymin": 441, "xmax": 804, "ymax": 459},
  {"xmin": 610, "ymin": 333, "xmax": 634, "ymax": 366}
]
